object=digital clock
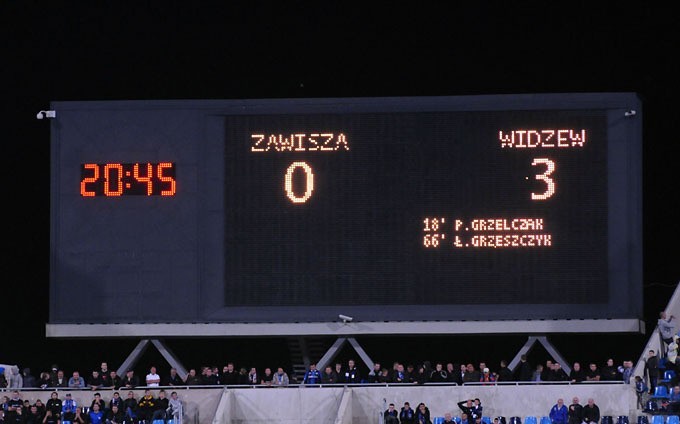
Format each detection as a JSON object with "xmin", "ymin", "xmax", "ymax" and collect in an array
[
  {"xmin": 49, "ymin": 94, "xmax": 642, "ymax": 326},
  {"xmin": 80, "ymin": 162, "xmax": 176, "ymax": 196}
]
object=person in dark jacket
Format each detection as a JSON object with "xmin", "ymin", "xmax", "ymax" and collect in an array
[
  {"xmin": 582, "ymin": 398, "xmax": 600, "ymax": 424},
  {"xmin": 22, "ymin": 369, "xmax": 37, "ymax": 388},
  {"xmin": 400, "ymin": 402, "xmax": 416, "ymax": 424},
  {"xmin": 384, "ymin": 403, "xmax": 399, "ymax": 424},
  {"xmin": 514, "ymin": 355, "xmax": 533, "ymax": 381},
  {"xmin": 567, "ymin": 397, "xmax": 583, "ymax": 424}
]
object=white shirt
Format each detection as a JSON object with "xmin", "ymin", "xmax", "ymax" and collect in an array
[{"xmin": 146, "ymin": 372, "xmax": 161, "ymax": 386}]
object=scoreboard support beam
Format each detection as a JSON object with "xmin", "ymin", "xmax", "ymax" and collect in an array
[
  {"xmin": 316, "ymin": 337, "xmax": 375, "ymax": 373},
  {"xmin": 508, "ymin": 335, "xmax": 572, "ymax": 375},
  {"xmin": 116, "ymin": 339, "xmax": 188, "ymax": 380}
]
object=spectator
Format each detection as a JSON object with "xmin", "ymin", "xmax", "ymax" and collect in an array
[
  {"xmin": 121, "ymin": 370, "xmax": 140, "ymax": 389},
  {"xmin": 480, "ymin": 368, "xmax": 496, "ymax": 384},
  {"xmin": 585, "ymin": 363, "xmax": 601, "ymax": 382},
  {"xmin": 496, "ymin": 360, "xmax": 513, "ymax": 382},
  {"xmin": 415, "ymin": 364, "xmax": 429, "ymax": 385},
  {"xmin": 463, "ymin": 364, "xmax": 480, "ymax": 383},
  {"xmin": 344, "ymin": 359, "xmax": 361, "ymax": 384},
  {"xmin": 68, "ymin": 371, "xmax": 85, "ymax": 388},
  {"xmin": 201, "ymin": 368, "xmax": 219, "ymax": 385},
  {"xmin": 105, "ymin": 404, "xmax": 124, "ymax": 424},
  {"xmin": 574, "ymin": 397, "xmax": 596, "ymax": 424},
  {"xmin": 532, "ymin": 364, "xmax": 543, "ymax": 382},
  {"xmin": 88, "ymin": 403, "xmax": 104, "ymax": 424},
  {"xmin": 542, "ymin": 360, "xmax": 554, "ymax": 381},
  {"xmin": 303, "ymin": 363, "xmax": 322, "ymax": 385},
  {"xmin": 42, "ymin": 410, "xmax": 59, "ymax": 424},
  {"xmin": 458, "ymin": 399, "xmax": 474, "ymax": 419},
  {"xmin": 659, "ymin": 311, "xmax": 676, "ymax": 350},
  {"xmin": 400, "ymin": 402, "xmax": 416, "ymax": 424},
  {"xmin": 109, "ymin": 370, "xmax": 122, "ymax": 390},
  {"xmin": 237, "ymin": 367, "xmax": 249, "ymax": 385},
  {"xmin": 25, "ymin": 405, "xmax": 42, "ymax": 424},
  {"xmin": 393, "ymin": 364, "xmax": 409, "ymax": 384},
  {"xmin": 646, "ymin": 349, "xmax": 660, "ymax": 394},
  {"xmin": 247, "ymin": 367, "xmax": 258, "ymax": 385},
  {"xmin": 635, "ymin": 375, "xmax": 648, "ymax": 410},
  {"xmin": 416, "ymin": 402, "xmax": 432, "ymax": 424},
  {"xmin": 152, "ymin": 389, "xmax": 169, "ymax": 421},
  {"xmin": 167, "ymin": 391, "xmax": 183, "ymax": 423},
  {"xmin": 88, "ymin": 370, "xmax": 104, "ymax": 390},
  {"xmin": 52, "ymin": 370, "xmax": 67, "ymax": 388},
  {"xmin": 99, "ymin": 363, "xmax": 111, "ymax": 388},
  {"xmin": 22, "ymin": 369, "xmax": 36, "ymax": 388},
  {"xmin": 261, "ymin": 367, "xmax": 274, "ymax": 386},
  {"xmin": 601, "ymin": 359, "xmax": 621, "ymax": 381},
  {"xmin": 164, "ymin": 368, "xmax": 184, "ymax": 386},
  {"xmin": 621, "ymin": 360, "xmax": 634, "ymax": 384},
  {"xmin": 334, "ymin": 363, "xmax": 345, "ymax": 383},
  {"xmin": 367, "ymin": 363, "xmax": 382, "ymax": 383},
  {"xmin": 61, "ymin": 393, "xmax": 77, "ymax": 422},
  {"xmin": 45, "ymin": 392, "xmax": 62, "ymax": 420},
  {"xmin": 514, "ymin": 355, "xmax": 533, "ymax": 381},
  {"xmin": 38, "ymin": 372, "xmax": 52, "ymax": 389},
  {"xmin": 34, "ymin": 399, "xmax": 46, "ymax": 418},
  {"xmin": 5, "ymin": 368, "xmax": 22, "ymax": 389},
  {"xmin": 136, "ymin": 389, "xmax": 157, "ymax": 423},
  {"xmin": 378, "ymin": 368, "xmax": 391, "ymax": 383},
  {"xmin": 184, "ymin": 369, "xmax": 201, "ymax": 386},
  {"xmin": 108, "ymin": 391, "xmax": 124, "ymax": 412},
  {"xmin": 430, "ymin": 363, "xmax": 449, "ymax": 383},
  {"xmin": 145, "ymin": 366, "xmax": 161, "ymax": 387},
  {"xmin": 123, "ymin": 391, "xmax": 138, "ymax": 422},
  {"xmin": 570, "ymin": 362, "xmax": 586, "ymax": 383},
  {"xmin": 90, "ymin": 393, "xmax": 106, "ymax": 413},
  {"xmin": 384, "ymin": 403, "xmax": 399, "ymax": 424},
  {"xmin": 668, "ymin": 385, "xmax": 680, "ymax": 413},
  {"xmin": 551, "ymin": 363, "xmax": 569, "ymax": 381},
  {"xmin": 320, "ymin": 366, "xmax": 336, "ymax": 384},
  {"xmin": 443, "ymin": 412, "xmax": 456, "ymax": 424},
  {"xmin": 447, "ymin": 363, "xmax": 460, "ymax": 384},
  {"xmin": 549, "ymin": 398, "xmax": 568, "ymax": 424},
  {"xmin": 219, "ymin": 363, "xmax": 238, "ymax": 385},
  {"xmin": 272, "ymin": 367, "xmax": 289, "ymax": 387},
  {"xmin": 567, "ymin": 397, "xmax": 583, "ymax": 424},
  {"xmin": 72, "ymin": 406, "xmax": 87, "ymax": 424}
]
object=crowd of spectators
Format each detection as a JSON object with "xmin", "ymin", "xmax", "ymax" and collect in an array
[{"xmin": 0, "ymin": 388, "xmax": 183, "ymax": 424}]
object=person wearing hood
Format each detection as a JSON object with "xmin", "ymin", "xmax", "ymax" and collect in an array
[{"xmin": 22, "ymin": 368, "xmax": 36, "ymax": 388}]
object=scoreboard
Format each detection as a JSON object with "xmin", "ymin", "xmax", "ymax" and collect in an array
[{"xmin": 49, "ymin": 94, "xmax": 642, "ymax": 326}]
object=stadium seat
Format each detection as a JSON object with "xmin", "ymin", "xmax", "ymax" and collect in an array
[
  {"xmin": 540, "ymin": 416, "xmax": 551, "ymax": 424},
  {"xmin": 525, "ymin": 416, "xmax": 537, "ymax": 424},
  {"xmin": 433, "ymin": 418, "xmax": 445, "ymax": 424},
  {"xmin": 617, "ymin": 416, "xmax": 630, "ymax": 424},
  {"xmin": 454, "ymin": 417, "xmax": 462, "ymax": 424},
  {"xmin": 510, "ymin": 417, "xmax": 521, "ymax": 424},
  {"xmin": 651, "ymin": 385, "xmax": 671, "ymax": 401},
  {"xmin": 651, "ymin": 415, "xmax": 665, "ymax": 424},
  {"xmin": 602, "ymin": 416, "xmax": 614, "ymax": 424},
  {"xmin": 637, "ymin": 416, "xmax": 649, "ymax": 424},
  {"xmin": 661, "ymin": 370, "xmax": 677, "ymax": 385},
  {"xmin": 667, "ymin": 416, "xmax": 680, "ymax": 424},
  {"xmin": 483, "ymin": 417, "xmax": 492, "ymax": 424}
]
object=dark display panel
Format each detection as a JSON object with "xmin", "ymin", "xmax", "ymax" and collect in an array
[{"xmin": 49, "ymin": 94, "xmax": 642, "ymax": 325}]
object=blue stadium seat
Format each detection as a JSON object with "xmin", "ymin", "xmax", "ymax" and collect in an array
[
  {"xmin": 661, "ymin": 370, "xmax": 677, "ymax": 385},
  {"xmin": 617, "ymin": 416, "xmax": 630, "ymax": 424},
  {"xmin": 651, "ymin": 385, "xmax": 671, "ymax": 401},
  {"xmin": 637, "ymin": 416, "xmax": 649, "ymax": 424},
  {"xmin": 525, "ymin": 416, "xmax": 537, "ymax": 424},
  {"xmin": 540, "ymin": 416, "xmax": 551, "ymax": 424},
  {"xmin": 602, "ymin": 416, "xmax": 614, "ymax": 424},
  {"xmin": 454, "ymin": 417, "xmax": 462, "ymax": 424},
  {"xmin": 483, "ymin": 417, "xmax": 492, "ymax": 424},
  {"xmin": 433, "ymin": 418, "xmax": 445, "ymax": 424},
  {"xmin": 651, "ymin": 415, "xmax": 665, "ymax": 424},
  {"xmin": 667, "ymin": 416, "xmax": 680, "ymax": 424},
  {"xmin": 510, "ymin": 417, "xmax": 521, "ymax": 424}
]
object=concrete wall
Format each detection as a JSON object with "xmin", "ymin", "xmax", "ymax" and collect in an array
[{"xmin": 4, "ymin": 383, "xmax": 640, "ymax": 424}]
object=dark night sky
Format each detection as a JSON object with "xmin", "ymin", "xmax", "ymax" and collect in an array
[{"xmin": 3, "ymin": 2, "xmax": 679, "ymax": 376}]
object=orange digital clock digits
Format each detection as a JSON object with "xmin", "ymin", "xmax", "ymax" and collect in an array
[{"xmin": 80, "ymin": 162, "xmax": 177, "ymax": 197}]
